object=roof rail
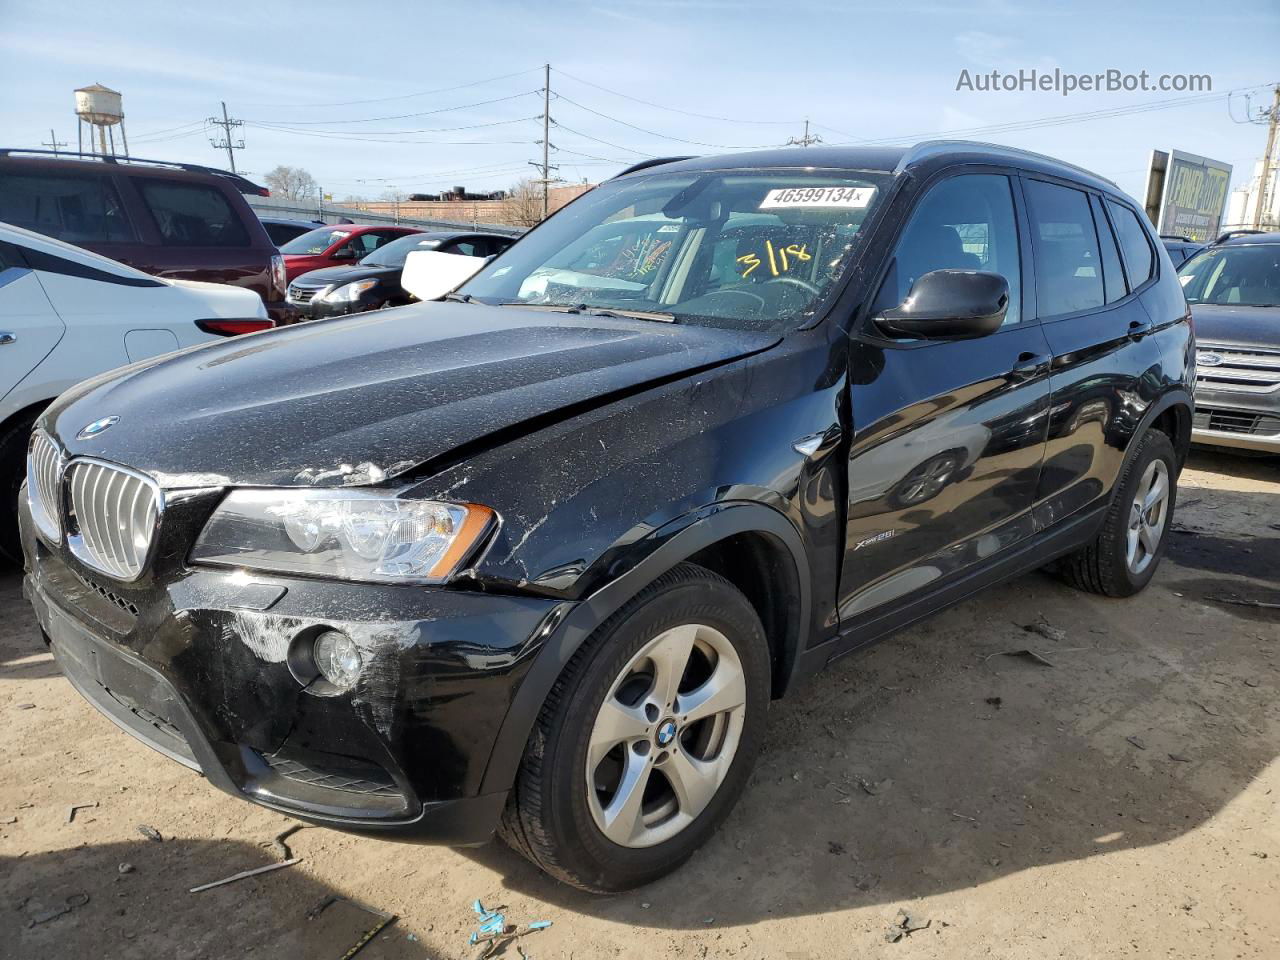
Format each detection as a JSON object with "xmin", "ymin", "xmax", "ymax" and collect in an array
[
  {"xmin": 611, "ymin": 156, "xmax": 698, "ymax": 178},
  {"xmin": 1213, "ymin": 228, "xmax": 1265, "ymax": 244},
  {"xmin": 1158, "ymin": 234, "xmax": 1195, "ymax": 242},
  {"xmin": 896, "ymin": 140, "xmax": 1118, "ymax": 188},
  {"xmin": 0, "ymin": 148, "xmax": 270, "ymax": 196}
]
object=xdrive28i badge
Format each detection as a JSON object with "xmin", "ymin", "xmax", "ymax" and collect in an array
[{"xmin": 76, "ymin": 416, "xmax": 120, "ymax": 440}]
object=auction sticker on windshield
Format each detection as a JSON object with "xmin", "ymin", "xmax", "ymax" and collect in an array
[{"xmin": 760, "ymin": 186, "xmax": 876, "ymax": 209}]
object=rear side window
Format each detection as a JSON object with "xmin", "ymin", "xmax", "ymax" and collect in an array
[
  {"xmin": 1024, "ymin": 179, "xmax": 1104, "ymax": 318},
  {"xmin": 1107, "ymin": 200, "xmax": 1155, "ymax": 288},
  {"xmin": 1090, "ymin": 195, "xmax": 1127, "ymax": 303},
  {"xmin": 875, "ymin": 173, "xmax": 1022, "ymax": 325},
  {"xmin": 137, "ymin": 179, "xmax": 250, "ymax": 247},
  {"xmin": 0, "ymin": 172, "xmax": 135, "ymax": 244}
]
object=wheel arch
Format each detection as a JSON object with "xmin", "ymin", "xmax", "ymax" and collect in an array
[
  {"xmin": 0, "ymin": 397, "xmax": 53, "ymax": 440},
  {"xmin": 479, "ymin": 501, "xmax": 811, "ymax": 796}
]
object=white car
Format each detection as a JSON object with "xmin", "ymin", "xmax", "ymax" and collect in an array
[{"xmin": 0, "ymin": 221, "xmax": 271, "ymax": 563}]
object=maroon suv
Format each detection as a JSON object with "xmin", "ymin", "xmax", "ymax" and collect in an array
[{"xmin": 0, "ymin": 149, "xmax": 287, "ymax": 318}]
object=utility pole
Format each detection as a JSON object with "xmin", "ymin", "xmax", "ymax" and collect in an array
[
  {"xmin": 527, "ymin": 63, "xmax": 561, "ymax": 222},
  {"xmin": 786, "ymin": 119, "xmax": 823, "ymax": 148},
  {"xmin": 42, "ymin": 129, "xmax": 68, "ymax": 156},
  {"xmin": 1253, "ymin": 84, "xmax": 1280, "ymax": 229},
  {"xmin": 207, "ymin": 101, "xmax": 245, "ymax": 173}
]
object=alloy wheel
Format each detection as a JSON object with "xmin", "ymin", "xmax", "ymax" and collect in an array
[
  {"xmin": 585, "ymin": 622, "xmax": 747, "ymax": 848},
  {"xmin": 1126, "ymin": 459, "xmax": 1169, "ymax": 575}
]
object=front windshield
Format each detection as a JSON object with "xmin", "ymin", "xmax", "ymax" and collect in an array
[
  {"xmin": 1178, "ymin": 244, "xmax": 1280, "ymax": 307},
  {"xmin": 280, "ymin": 227, "xmax": 351, "ymax": 255},
  {"xmin": 458, "ymin": 169, "xmax": 892, "ymax": 331},
  {"xmin": 362, "ymin": 233, "xmax": 442, "ymax": 267}
]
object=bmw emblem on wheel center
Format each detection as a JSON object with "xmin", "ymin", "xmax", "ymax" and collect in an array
[
  {"xmin": 656, "ymin": 718, "xmax": 678, "ymax": 747},
  {"xmin": 77, "ymin": 416, "xmax": 119, "ymax": 440}
]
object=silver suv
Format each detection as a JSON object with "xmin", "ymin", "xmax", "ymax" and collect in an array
[{"xmin": 1178, "ymin": 232, "xmax": 1280, "ymax": 453}]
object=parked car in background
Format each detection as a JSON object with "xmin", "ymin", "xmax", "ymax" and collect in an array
[
  {"xmin": 279, "ymin": 224, "xmax": 422, "ymax": 282},
  {"xmin": 0, "ymin": 149, "xmax": 287, "ymax": 318},
  {"xmin": 19, "ymin": 143, "xmax": 1194, "ymax": 893},
  {"xmin": 287, "ymin": 230, "xmax": 515, "ymax": 318},
  {"xmin": 1160, "ymin": 234, "xmax": 1206, "ymax": 268},
  {"xmin": 0, "ymin": 221, "xmax": 271, "ymax": 564},
  {"xmin": 258, "ymin": 216, "xmax": 324, "ymax": 247},
  {"xmin": 1178, "ymin": 231, "xmax": 1280, "ymax": 454}
]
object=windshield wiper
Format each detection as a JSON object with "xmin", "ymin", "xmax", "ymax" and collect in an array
[
  {"xmin": 444, "ymin": 292, "xmax": 474, "ymax": 303},
  {"xmin": 496, "ymin": 302, "xmax": 676, "ymax": 323}
]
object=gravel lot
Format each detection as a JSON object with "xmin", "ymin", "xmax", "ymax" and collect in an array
[{"xmin": 2, "ymin": 449, "xmax": 1277, "ymax": 959}]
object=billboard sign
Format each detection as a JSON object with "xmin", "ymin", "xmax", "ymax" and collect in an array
[{"xmin": 1143, "ymin": 149, "xmax": 1232, "ymax": 243}]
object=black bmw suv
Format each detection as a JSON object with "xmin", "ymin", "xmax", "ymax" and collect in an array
[{"xmin": 19, "ymin": 142, "xmax": 1193, "ymax": 893}]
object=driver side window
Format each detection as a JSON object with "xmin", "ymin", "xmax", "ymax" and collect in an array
[{"xmin": 875, "ymin": 174, "xmax": 1022, "ymax": 326}]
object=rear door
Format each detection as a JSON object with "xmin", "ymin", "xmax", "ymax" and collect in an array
[
  {"xmin": 1024, "ymin": 178, "xmax": 1165, "ymax": 525},
  {"xmin": 122, "ymin": 176, "xmax": 271, "ymax": 298},
  {"xmin": 0, "ymin": 240, "xmax": 65, "ymax": 403},
  {"xmin": 839, "ymin": 171, "xmax": 1053, "ymax": 621}
]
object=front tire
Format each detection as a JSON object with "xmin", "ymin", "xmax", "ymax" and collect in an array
[
  {"xmin": 499, "ymin": 563, "xmax": 770, "ymax": 892},
  {"xmin": 1057, "ymin": 429, "xmax": 1178, "ymax": 597}
]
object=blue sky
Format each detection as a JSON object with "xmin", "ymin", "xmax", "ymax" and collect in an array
[{"xmin": 2, "ymin": 0, "xmax": 1277, "ymax": 202}]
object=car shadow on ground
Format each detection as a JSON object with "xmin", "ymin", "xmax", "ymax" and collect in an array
[
  {"xmin": 462, "ymin": 486, "xmax": 1278, "ymax": 929},
  {"xmin": 1, "ymin": 838, "xmax": 434, "ymax": 959}
]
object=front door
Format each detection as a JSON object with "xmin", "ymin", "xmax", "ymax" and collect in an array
[{"xmin": 839, "ymin": 172, "xmax": 1052, "ymax": 622}]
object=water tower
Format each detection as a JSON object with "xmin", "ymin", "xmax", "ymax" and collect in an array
[{"xmin": 75, "ymin": 84, "xmax": 129, "ymax": 157}]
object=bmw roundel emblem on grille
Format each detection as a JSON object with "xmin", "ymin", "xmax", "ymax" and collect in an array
[
  {"xmin": 1197, "ymin": 352, "xmax": 1224, "ymax": 367},
  {"xmin": 77, "ymin": 416, "xmax": 120, "ymax": 440}
]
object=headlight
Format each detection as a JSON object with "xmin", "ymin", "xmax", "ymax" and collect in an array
[
  {"xmin": 322, "ymin": 279, "xmax": 379, "ymax": 303},
  {"xmin": 190, "ymin": 489, "xmax": 495, "ymax": 583}
]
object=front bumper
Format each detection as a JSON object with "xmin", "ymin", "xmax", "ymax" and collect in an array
[
  {"xmin": 287, "ymin": 288, "xmax": 383, "ymax": 320},
  {"xmin": 1192, "ymin": 394, "xmax": 1280, "ymax": 454},
  {"xmin": 1192, "ymin": 346, "xmax": 1280, "ymax": 454},
  {"xmin": 19, "ymin": 490, "xmax": 563, "ymax": 844}
]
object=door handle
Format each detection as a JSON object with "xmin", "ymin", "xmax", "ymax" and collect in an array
[
  {"xmin": 1127, "ymin": 320, "xmax": 1153, "ymax": 341},
  {"xmin": 1009, "ymin": 352, "xmax": 1050, "ymax": 381},
  {"xmin": 0, "ymin": 332, "xmax": 16, "ymax": 346}
]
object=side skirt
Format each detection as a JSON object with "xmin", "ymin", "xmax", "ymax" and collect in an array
[{"xmin": 794, "ymin": 503, "xmax": 1107, "ymax": 680}]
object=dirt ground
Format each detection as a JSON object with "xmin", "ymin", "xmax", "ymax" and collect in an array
[{"xmin": 2, "ymin": 449, "xmax": 1277, "ymax": 960}]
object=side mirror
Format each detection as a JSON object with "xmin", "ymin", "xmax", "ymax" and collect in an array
[
  {"xmin": 875, "ymin": 269, "xmax": 1009, "ymax": 339},
  {"xmin": 331, "ymin": 247, "xmax": 357, "ymax": 261}
]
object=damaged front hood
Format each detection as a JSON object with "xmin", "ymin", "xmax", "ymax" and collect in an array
[{"xmin": 46, "ymin": 302, "xmax": 779, "ymax": 488}]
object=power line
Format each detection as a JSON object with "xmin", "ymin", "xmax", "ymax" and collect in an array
[
  {"xmin": 817, "ymin": 84, "xmax": 1277, "ymax": 146},
  {"xmin": 553, "ymin": 92, "xmax": 781, "ymax": 149},
  {"xmin": 554, "ymin": 68, "xmax": 800, "ymax": 126},
  {"xmin": 243, "ymin": 91, "xmax": 539, "ymax": 126},
  {"xmin": 237, "ymin": 67, "xmax": 542, "ymax": 110},
  {"xmin": 551, "ymin": 120, "xmax": 653, "ymax": 158},
  {"xmin": 245, "ymin": 116, "xmax": 540, "ymax": 137}
]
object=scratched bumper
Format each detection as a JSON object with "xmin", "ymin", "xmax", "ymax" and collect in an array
[{"xmin": 18, "ymin": 489, "xmax": 562, "ymax": 844}]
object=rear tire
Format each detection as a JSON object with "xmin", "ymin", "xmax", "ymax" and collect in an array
[
  {"xmin": 1057, "ymin": 429, "xmax": 1177, "ymax": 597},
  {"xmin": 499, "ymin": 562, "xmax": 770, "ymax": 892},
  {"xmin": 0, "ymin": 411, "xmax": 39, "ymax": 567}
]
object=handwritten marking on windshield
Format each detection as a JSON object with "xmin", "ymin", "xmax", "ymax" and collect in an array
[{"xmin": 737, "ymin": 241, "xmax": 812, "ymax": 278}]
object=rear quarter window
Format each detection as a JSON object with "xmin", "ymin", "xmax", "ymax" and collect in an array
[
  {"xmin": 136, "ymin": 179, "xmax": 251, "ymax": 247},
  {"xmin": 0, "ymin": 172, "xmax": 136, "ymax": 244},
  {"xmin": 1107, "ymin": 200, "xmax": 1155, "ymax": 289}
]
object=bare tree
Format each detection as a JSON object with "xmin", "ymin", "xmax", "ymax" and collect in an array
[
  {"xmin": 504, "ymin": 178, "xmax": 544, "ymax": 227},
  {"xmin": 263, "ymin": 165, "xmax": 319, "ymax": 201},
  {"xmin": 378, "ymin": 188, "xmax": 409, "ymax": 203}
]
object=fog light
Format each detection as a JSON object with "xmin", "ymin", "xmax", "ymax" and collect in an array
[{"xmin": 313, "ymin": 631, "xmax": 362, "ymax": 689}]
